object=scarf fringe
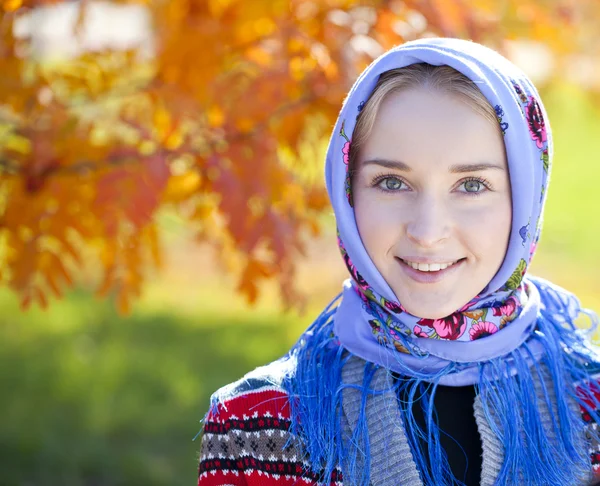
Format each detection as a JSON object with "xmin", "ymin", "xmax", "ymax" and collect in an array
[{"xmin": 283, "ymin": 277, "xmax": 600, "ymax": 486}]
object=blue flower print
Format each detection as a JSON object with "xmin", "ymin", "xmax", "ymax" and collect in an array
[{"xmin": 519, "ymin": 220, "xmax": 531, "ymax": 246}]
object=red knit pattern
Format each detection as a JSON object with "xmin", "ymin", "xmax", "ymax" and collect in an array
[
  {"xmin": 197, "ymin": 387, "xmax": 342, "ymax": 485},
  {"xmin": 577, "ymin": 379, "xmax": 600, "ymax": 476}
]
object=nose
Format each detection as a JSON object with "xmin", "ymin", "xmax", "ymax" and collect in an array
[{"xmin": 405, "ymin": 196, "xmax": 451, "ymax": 248}]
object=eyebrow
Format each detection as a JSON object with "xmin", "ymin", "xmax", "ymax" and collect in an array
[
  {"xmin": 361, "ymin": 158, "xmax": 505, "ymax": 173},
  {"xmin": 449, "ymin": 163, "xmax": 506, "ymax": 173}
]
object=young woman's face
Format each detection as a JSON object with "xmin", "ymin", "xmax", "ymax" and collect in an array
[{"xmin": 353, "ymin": 88, "xmax": 512, "ymax": 319}]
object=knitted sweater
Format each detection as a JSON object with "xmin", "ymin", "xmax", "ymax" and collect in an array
[{"xmin": 197, "ymin": 355, "xmax": 600, "ymax": 485}]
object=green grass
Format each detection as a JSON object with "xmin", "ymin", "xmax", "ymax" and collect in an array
[
  {"xmin": 527, "ymin": 83, "xmax": 600, "ymax": 313},
  {"xmin": 0, "ymin": 289, "xmax": 304, "ymax": 486},
  {"xmin": 0, "ymin": 83, "xmax": 599, "ymax": 485},
  {"xmin": 538, "ymin": 84, "xmax": 600, "ymax": 262}
]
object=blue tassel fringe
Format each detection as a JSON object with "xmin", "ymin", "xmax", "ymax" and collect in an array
[{"xmin": 282, "ymin": 277, "xmax": 600, "ymax": 485}]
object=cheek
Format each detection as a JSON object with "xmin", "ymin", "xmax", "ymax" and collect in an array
[
  {"xmin": 460, "ymin": 201, "xmax": 512, "ymax": 262},
  {"xmin": 354, "ymin": 191, "xmax": 403, "ymax": 258}
]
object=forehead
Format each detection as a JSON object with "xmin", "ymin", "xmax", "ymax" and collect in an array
[{"xmin": 359, "ymin": 88, "xmax": 507, "ymax": 169}]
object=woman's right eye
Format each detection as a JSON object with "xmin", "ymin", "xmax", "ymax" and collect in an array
[{"xmin": 377, "ymin": 177, "xmax": 405, "ymax": 191}]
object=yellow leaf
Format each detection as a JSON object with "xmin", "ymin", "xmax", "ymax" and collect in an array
[
  {"xmin": 3, "ymin": 0, "xmax": 22, "ymax": 12},
  {"xmin": 43, "ymin": 267, "xmax": 63, "ymax": 298},
  {"xmin": 289, "ymin": 56, "xmax": 306, "ymax": 82},
  {"xmin": 4, "ymin": 134, "xmax": 31, "ymax": 155},
  {"xmin": 207, "ymin": 105, "xmax": 225, "ymax": 128},
  {"xmin": 20, "ymin": 292, "xmax": 32, "ymax": 311},
  {"xmin": 162, "ymin": 171, "xmax": 201, "ymax": 202},
  {"xmin": 139, "ymin": 140, "xmax": 157, "ymax": 155},
  {"xmin": 235, "ymin": 117, "xmax": 255, "ymax": 133},
  {"xmin": 61, "ymin": 238, "xmax": 82, "ymax": 266},
  {"xmin": 117, "ymin": 287, "xmax": 131, "ymax": 315},
  {"xmin": 253, "ymin": 17, "xmax": 276, "ymax": 37},
  {"xmin": 54, "ymin": 258, "xmax": 73, "ymax": 287},
  {"xmin": 164, "ymin": 130, "xmax": 184, "ymax": 150},
  {"xmin": 146, "ymin": 224, "xmax": 162, "ymax": 268},
  {"xmin": 34, "ymin": 286, "xmax": 48, "ymax": 309},
  {"xmin": 153, "ymin": 107, "xmax": 172, "ymax": 139},
  {"xmin": 208, "ymin": 0, "xmax": 235, "ymax": 17},
  {"xmin": 96, "ymin": 271, "xmax": 114, "ymax": 297},
  {"xmin": 246, "ymin": 46, "xmax": 273, "ymax": 67}
]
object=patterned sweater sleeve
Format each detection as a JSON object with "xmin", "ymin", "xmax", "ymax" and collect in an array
[
  {"xmin": 197, "ymin": 366, "xmax": 330, "ymax": 486},
  {"xmin": 197, "ymin": 400, "xmax": 249, "ymax": 486},
  {"xmin": 577, "ymin": 373, "xmax": 600, "ymax": 483}
]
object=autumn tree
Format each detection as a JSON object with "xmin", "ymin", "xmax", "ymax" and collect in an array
[{"xmin": 0, "ymin": 0, "xmax": 598, "ymax": 312}]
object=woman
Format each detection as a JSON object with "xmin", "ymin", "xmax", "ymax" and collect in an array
[{"xmin": 196, "ymin": 38, "xmax": 600, "ymax": 486}]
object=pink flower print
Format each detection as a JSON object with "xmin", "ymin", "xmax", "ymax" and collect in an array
[
  {"xmin": 384, "ymin": 299, "xmax": 403, "ymax": 314},
  {"xmin": 352, "ymin": 284, "xmax": 368, "ymax": 304},
  {"xmin": 492, "ymin": 296, "xmax": 518, "ymax": 317},
  {"xmin": 413, "ymin": 325, "xmax": 428, "ymax": 338},
  {"xmin": 458, "ymin": 298, "xmax": 478, "ymax": 313},
  {"xmin": 342, "ymin": 141, "xmax": 351, "ymax": 166},
  {"xmin": 529, "ymin": 240, "xmax": 538, "ymax": 260},
  {"xmin": 342, "ymin": 252, "xmax": 369, "ymax": 291},
  {"xmin": 355, "ymin": 286, "xmax": 369, "ymax": 304},
  {"xmin": 526, "ymin": 96, "xmax": 547, "ymax": 149},
  {"xmin": 389, "ymin": 328, "xmax": 400, "ymax": 340},
  {"xmin": 469, "ymin": 321, "xmax": 498, "ymax": 340},
  {"xmin": 418, "ymin": 313, "xmax": 467, "ymax": 340}
]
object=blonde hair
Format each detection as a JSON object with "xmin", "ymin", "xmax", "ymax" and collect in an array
[{"xmin": 349, "ymin": 63, "xmax": 499, "ymax": 174}]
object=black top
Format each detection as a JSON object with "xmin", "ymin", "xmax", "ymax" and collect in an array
[{"xmin": 396, "ymin": 379, "xmax": 482, "ymax": 486}]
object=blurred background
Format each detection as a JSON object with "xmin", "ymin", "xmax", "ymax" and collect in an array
[{"xmin": 0, "ymin": 1, "xmax": 599, "ymax": 485}]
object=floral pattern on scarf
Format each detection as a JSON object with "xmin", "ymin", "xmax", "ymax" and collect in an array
[
  {"xmin": 469, "ymin": 321, "xmax": 498, "ymax": 340},
  {"xmin": 495, "ymin": 104, "xmax": 509, "ymax": 135},
  {"xmin": 525, "ymin": 95, "xmax": 547, "ymax": 149},
  {"xmin": 339, "ymin": 122, "xmax": 353, "ymax": 206},
  {"xmin": 417, "ymin": 310, "xmax": 469, "ymax": 340}
]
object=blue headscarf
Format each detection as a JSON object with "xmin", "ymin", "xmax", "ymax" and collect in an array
[
  {"xmin": 331, "ymin": 38, "xmax": 547, "ymax": 385},
  {"xmin": 283, "ymin": 38, "xmax": 600, "ymax": 486}
]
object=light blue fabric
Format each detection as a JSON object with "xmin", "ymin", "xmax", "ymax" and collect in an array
[{"xmin": 328, "ymin": 38, "xmax": 552, "ymax": 373}]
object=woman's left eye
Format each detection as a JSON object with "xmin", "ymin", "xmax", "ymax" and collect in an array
[
  {"xmin": 377, "ymin": 177, "xmax": 405, "ymax": 191},
  {"xmin": 459, "ymin": 178, "xmax": 489, "ymax": 194}
]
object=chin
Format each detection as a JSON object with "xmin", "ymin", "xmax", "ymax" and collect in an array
[
  {"xmin": 410, "ymin": 309, "xmax": 455, "ymax": 320},
  {"xmin": 400, "ymin": 300, "xmax": 465, "ymax": 320}
]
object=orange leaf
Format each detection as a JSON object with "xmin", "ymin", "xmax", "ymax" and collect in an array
[{"xmin": 117, "ymin": 287, "xmax": 131, "ymax": 315}]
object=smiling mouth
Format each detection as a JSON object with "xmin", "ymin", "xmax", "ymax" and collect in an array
[{"xmin": 397, "ymin": 257, "xmax": 467, "ymax": 273}]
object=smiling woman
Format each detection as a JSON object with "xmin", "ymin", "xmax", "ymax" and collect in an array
[
  {"xmin": 352, "ymin": 70, "xmax": 512, "ymax": 320},
  {"xmin": 197, "ymin": 39, "xmax": 600, "ymax": 486}
]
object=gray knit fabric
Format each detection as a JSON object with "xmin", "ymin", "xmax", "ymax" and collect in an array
[
  {"xmin": 474, "ymin": 365, "xmax": 594, "ymax": 486},
  {"xmin": 340, "ymin": 356, "xmax": 596, "ymax": 486},
  {"xmin": 473, "ymin": 394, "xmax": 503, "ymax": 486},
  {"xmin": 342, "ymin": 356, "xmax": 423, "ymax": 486}
]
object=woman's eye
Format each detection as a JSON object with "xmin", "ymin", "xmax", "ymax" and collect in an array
[
  {"xmin": 378, "ymin": 177, "xmax": 404, "ymax": 191},
  {"xmin": 461, "ymin": 180, "xmax": 485, "ymax": 193}
]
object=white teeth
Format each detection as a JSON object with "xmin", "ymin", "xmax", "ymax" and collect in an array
[{"xmin": 405, "ymin": 260, "xmax": 458, "ymax": 272}]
